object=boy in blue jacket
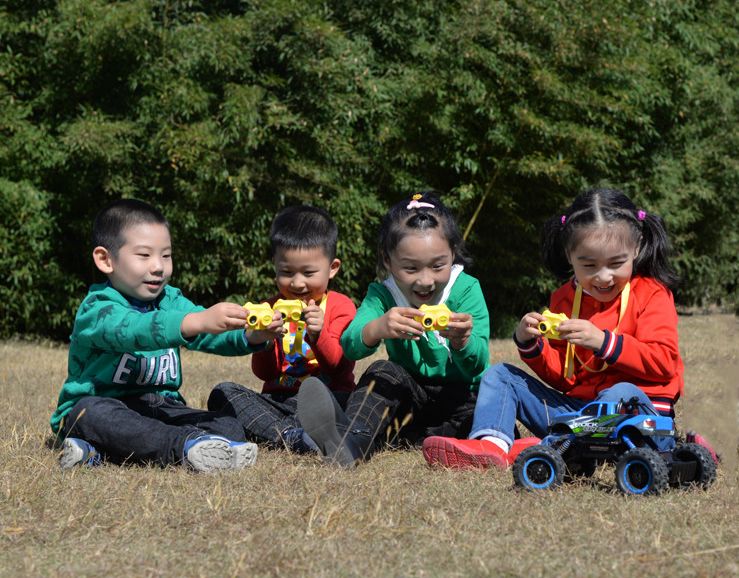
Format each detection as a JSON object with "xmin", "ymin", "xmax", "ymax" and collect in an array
[{"xmin": 52, "ymin": 199, "xmax": 279, "ymax": 472}]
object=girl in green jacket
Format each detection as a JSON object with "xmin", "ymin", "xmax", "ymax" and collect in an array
[{"xmin": 296, "ymin": 192, "xmax": 490, "ymax": 467}]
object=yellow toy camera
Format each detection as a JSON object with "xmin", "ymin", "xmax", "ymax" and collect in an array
[
  {"xmin": 538, "ymin": 308, "xmax": 569, "ymax": 339},
  {"xmin": 244, "ymin": 302, "xmax": 275, "ymax": 330},
  {"xmin": 414, "ymin": 304, "xmax": 452, "ymax": 331},
  {"xmin": 273, "ymin": 299, "xmax": 304, "ymax": 322}
]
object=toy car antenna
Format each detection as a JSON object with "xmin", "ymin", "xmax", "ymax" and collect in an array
[{"xmin": 620, "ymin": 396, "xmax": 659, "ymax": 416}]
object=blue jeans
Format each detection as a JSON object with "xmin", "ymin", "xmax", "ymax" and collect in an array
[{"xmin": 470, "ymin": 363, "xmax": 674, "ymax": 450}]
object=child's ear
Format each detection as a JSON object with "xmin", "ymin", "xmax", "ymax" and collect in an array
[
  {"xmin": 328, "ymin": 258, "xmax": 341, "ymax": 279},
  {"xmin": 92, "ymin": 246, "xmax": 114, "ymax": 274}
]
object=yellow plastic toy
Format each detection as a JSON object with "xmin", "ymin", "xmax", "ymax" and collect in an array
[
  {"xmin": 538, "ymin": 308, "xmax": 569, "ymax": 339},
  {"xmin": 414, "ymin": 304, "xmax": 452, "ymax": 331},
  {"xmin": 243, "ymin": 302, "xmax": 275, "ymax": 330},
  {"xmin": 273, "ymin": 299, "xmax": 304, "ymax": 322}
]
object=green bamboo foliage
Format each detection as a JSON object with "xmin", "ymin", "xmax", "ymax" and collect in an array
[{"xmin": 1, "ymin": 0, "xmax": 736, "ymax": 338}]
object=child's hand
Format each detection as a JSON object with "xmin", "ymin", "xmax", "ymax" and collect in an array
[
  {"xmin": 245, "ymin": 309, "xmax": 284, "ymax": 346},
  {"xmin": 361, "ymin": 307, "xmax": 424, "ymax": 347},
  {"xmin": 181, "ymin": 302, "xmax": 247, "ymax": 338},
  {"xmin": 303, "ymin": 299, "xmax": 324, "ymax": 340},
  {"xmin": 515, "ymin": 311, "xmax": 546, "ymax": 344},
  {"xmin": 439, "ymin": 312, "xmax": 473, "ymax": 350},
  {"xmin": 557, "ymin": 319, "xmax": 606, "ymax": 351}
]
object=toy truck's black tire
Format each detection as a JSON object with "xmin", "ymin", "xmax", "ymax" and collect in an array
[
  {"xmin": 671, "ymin": 443, "xmax": 717, "ymax": 489},
  {"xmin": 513, "ymin": 446, "xmax": 565, "ymax": 490},
  {"xmin": 615, "ymin": 447, "xmax": 669, "ymax": 495}
]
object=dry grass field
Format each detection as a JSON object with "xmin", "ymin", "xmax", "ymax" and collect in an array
[{"xmin": 1, "ymin": 314, "xmax": 737, "ymax": 577}]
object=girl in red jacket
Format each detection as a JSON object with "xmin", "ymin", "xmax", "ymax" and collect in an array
[{"xmin": 424, "ymin": 188, "xmax": 689, "ymax": 469}]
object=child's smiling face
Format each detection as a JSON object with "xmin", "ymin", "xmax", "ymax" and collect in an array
[
  {"xmin": 273, "ymin": 246, "xmax": 340, "ymax": 304},
  {"xmin": 385, "ymin": 229, "xmax": 454, "ymax": 307},
  {"xmin": 98, "ymin": 222, "xmax": 173, "ymax": 302},
  {"xmin": 567, "ymin": 224, "xmax": 639, "ymax": 302}
]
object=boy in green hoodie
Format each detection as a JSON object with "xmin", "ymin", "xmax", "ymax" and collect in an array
[{"xmin": 52, "ymin": 199, "xmax": 280, "ymax": 472}]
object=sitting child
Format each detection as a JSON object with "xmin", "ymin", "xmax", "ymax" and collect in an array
[
  {"xmin": 207, "ymin": 205, "xmax": 356, "ymax": 453},
  {"xmin": 423, "ymin": 188, "xmax": 719, "ymax": 469},
  {"xmin": 296, "ymin": 192, "xmax": 491, "ymax": 467},
  {"xmin": 52, "ymin": 199, "xmax": 268, "ymax": 472}
]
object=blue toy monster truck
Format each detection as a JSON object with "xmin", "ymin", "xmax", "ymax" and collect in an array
[{"xmin": 512, "ymin": 397, "xmax": 716, "ymax": 495}]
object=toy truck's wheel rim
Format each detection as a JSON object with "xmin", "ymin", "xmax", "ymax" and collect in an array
[
  {"xmin": 615, "ymin": 447, "xmax": 668, "ymax": 495},
  {"xmin": 513, "ymin": 446, "xmax": 565, "ymax": 490},
  {"xmin": 522, "ymin": 457, "xmax": 556, "ymax": 488},
  {"xmin": 621, "ymin": 460, "xmax": 653, "ymax": 494}
]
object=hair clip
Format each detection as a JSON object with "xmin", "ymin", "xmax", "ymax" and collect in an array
[
  {"xmin": 560, "ymin": 215, "xmax": 567, "ymax": 225},
  {"xmin": 407, "ymin": 194, "xmax": 435, "ymax": 210},
  {"xmin": 637, "ymin": 210, "xmax": 646, "ymax": 221}
]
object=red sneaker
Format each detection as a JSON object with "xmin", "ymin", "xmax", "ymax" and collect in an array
[
  {"xmin": 508, "ymin": 437, "xmax": 542, "ymax": 462},
  {"xmin": 422, "ymin": 437, "xmax": 508, "ymax": 469}
]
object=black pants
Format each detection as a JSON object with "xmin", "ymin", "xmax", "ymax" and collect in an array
[
  {"xmin": 357, "ymin": 360, "xmax": 478, "ymax": 447},
  {"xmin": 208, "ymin": 382, "xmax": 350, "ymax": 445},
  {"xmin": 59, "ymin": 393, "xmax": 247, "ymax": 466}
]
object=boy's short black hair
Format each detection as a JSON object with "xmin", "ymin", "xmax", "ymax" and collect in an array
[
  {"xmin": 92, "ymin": 199, "xmax": 169, "ymax": 256},
  {"xmin": 269, "ymin": 205, "xmax": 338, "ymax": 260}
]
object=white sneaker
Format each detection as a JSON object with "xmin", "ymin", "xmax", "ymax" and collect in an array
[
  {"xmin": 60, "ymin": 437, "xmax": 102, "ymax": 469},
  {"xmin": 184, "ymin": 435, "xmax": 257, "ymax": 472}
]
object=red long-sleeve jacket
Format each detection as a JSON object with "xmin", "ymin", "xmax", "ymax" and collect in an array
[
  {"xmin": 517, "ymin": 276, "xmax": 683, "ymax": 414},
  {"xmin": 251, "ymin": 291, "xmax": 356, "ymax": 395}
]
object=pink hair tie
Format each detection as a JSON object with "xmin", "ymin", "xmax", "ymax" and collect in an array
[
  {"xmin": 407, "ymin": 194, "xmax": 435, "ymax": 210},
  {"xmin": 637, "ymin": 210, "xmax": 646, "ymax": 221},
  {"xmin": 560, "ymin": 215, "xmax": 567, "ymax": 225}
]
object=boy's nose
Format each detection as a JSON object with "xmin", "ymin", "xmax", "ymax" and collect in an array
[{"xmin": 150, "ymin": 258, "xmax": 164, "ymax": 274}]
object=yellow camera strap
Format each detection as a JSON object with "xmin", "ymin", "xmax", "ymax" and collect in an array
[
  {"xmin": 564, "ymin": 282, "xmax": 630, "ymax": 379},
  {"xmin": 281, "ymin": 295, "xmax": 327, "ymax": 355}
]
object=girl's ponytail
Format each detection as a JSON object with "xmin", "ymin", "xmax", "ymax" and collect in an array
[
  {"xmin": 634, "ymin": 212, "xmax": 679, "ymax": 292},
  {"xmin": 541, "ymin": 213, "xmax": 572, "ymax": 281}
]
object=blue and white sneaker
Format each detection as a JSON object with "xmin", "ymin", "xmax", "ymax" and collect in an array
[
  {"xmin": 184, "ymin": 435, "xmax": 258, "ymax": 472},
  {"xmin": 60, "ymin": 437, "xmax": 102, "ymax": 469}
]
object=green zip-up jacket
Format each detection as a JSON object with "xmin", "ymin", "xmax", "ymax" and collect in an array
[
  {"xmin": 51, "ymin": 283, "xmax": 257, "ymax": 432},
  {"xmin": 340, "ymin": 271, "xmax": 490, "ymax": 389}
]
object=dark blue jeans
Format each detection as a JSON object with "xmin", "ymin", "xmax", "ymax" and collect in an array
[{"xmin": 59, "ymin": 393, "xmax": 247, "ymax": 466}]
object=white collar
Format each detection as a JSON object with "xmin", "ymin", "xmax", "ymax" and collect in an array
[{"xmin": 382, "ymin": 264, "xmax": 464, "ymax": 307}]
